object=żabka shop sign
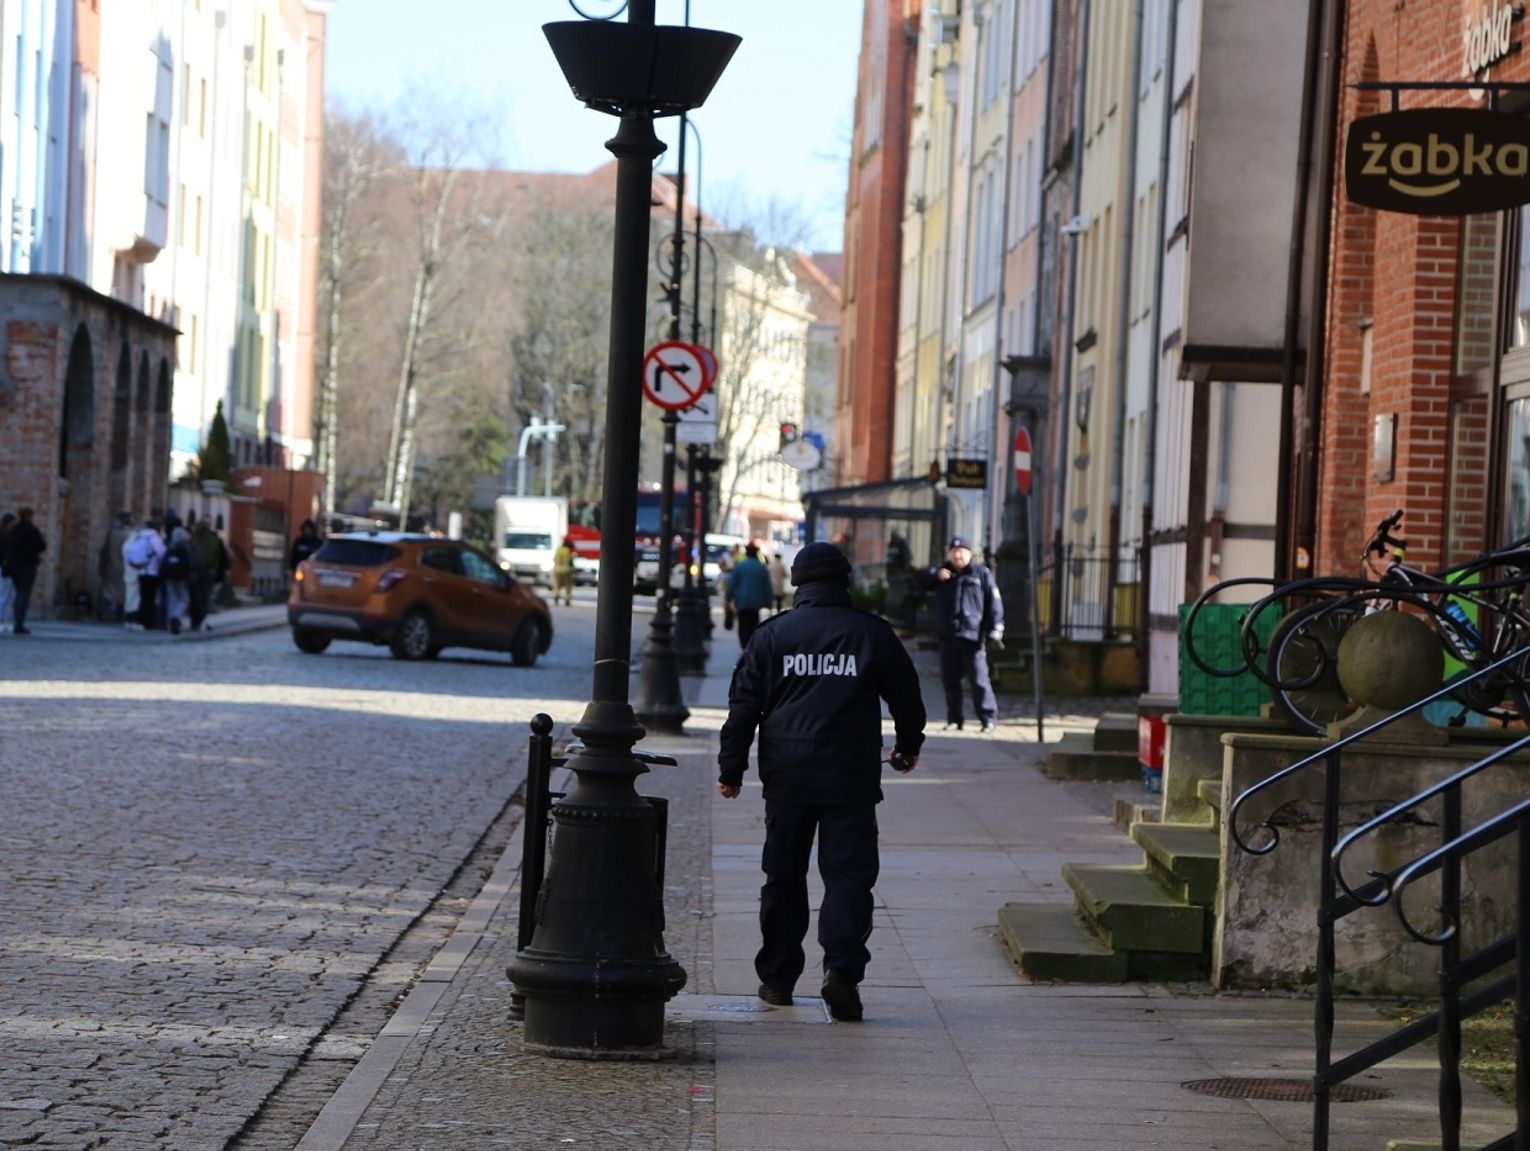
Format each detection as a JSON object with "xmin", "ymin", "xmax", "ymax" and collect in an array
[{"xmin": 1345, "ymin": 107, "xmax": 1530, "ymax": 215}]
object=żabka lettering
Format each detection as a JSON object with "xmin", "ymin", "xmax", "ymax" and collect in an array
[
  {"xmin": 1359, "ymin": 130, "xmax": 1528, "ymax": 196},
  {"xmin": 1462, "ymin": 1, "xmax": 1519, "ymax": 79},
  {"xmin": 782, "ymin": 652, "xmax": 859, "ymax": 677},
  {"xmin": 1345, "ymin": 109, "xmax": 1530, "ymax": 216}
]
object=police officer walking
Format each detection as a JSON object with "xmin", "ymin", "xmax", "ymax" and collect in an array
[
  {"xmin": 717, "ymin": 541, "xmax": 926, "ymax": 1022},
  {"xmin": 923, "ymin": 535, "xmax": 1004, "ymax": 733}
]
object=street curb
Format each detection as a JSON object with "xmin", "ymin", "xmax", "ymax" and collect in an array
[{"xmin": 291, "ymin": 765, "xmax": 570, "ymax": 1151}]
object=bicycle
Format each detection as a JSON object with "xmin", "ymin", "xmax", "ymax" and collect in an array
[
  {"xmin": 1183, "ymin": 511, "xmax": 1530, "ymax": 735},
  {"xmin": 1260, "ymin": 511, "xmax": 1530, "ymax": 734}
]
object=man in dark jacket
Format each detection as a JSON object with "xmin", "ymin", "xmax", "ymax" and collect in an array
[
  {"xmin": 7, "ymin": 507, "xmax": 47, "ymax": 634},
  {"xmin": 717, "ymin": 541, "xmax": 926, "ymax": 1021},
  {"xmin": 923, "ymin": 535, "xmax": 1005, "ymax": 733}
]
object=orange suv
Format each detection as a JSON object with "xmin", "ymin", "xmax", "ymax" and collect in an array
[{"xmin": 288, "ymin": 533, "xmax": 554, "ymax": 665}]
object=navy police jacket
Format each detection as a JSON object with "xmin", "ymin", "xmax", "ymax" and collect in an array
[
  {"xmin": 718, "ymin": 581, "xmax": 927, "ymax": 805},
  {"xmin": 922, "ymin": 561, "xmax": 1004, "ymax": 642}
]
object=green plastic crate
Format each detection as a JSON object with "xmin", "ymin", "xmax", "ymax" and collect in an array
[{"xmin": 1178, "ymin": 602, "xmax": 1277, "ymax": 717}]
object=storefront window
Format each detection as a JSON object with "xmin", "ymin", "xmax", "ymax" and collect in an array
[
  {"xmin": 1457, "ymin": 213, "xmax": 1500, "ymax": 371},
  {"xmin": 1504, "ymin": 398, "xmax": 1530, "ymax": 543},
  {"xmin": 1515, "ymin": 208, "xmax": 1530, "ymax": 349}
]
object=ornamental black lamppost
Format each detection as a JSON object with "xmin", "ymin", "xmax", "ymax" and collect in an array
[
  {"xmin": 510, "ymin": 0, "xmax": 737, "ymax": 1058},
  {"xmin": 669, "ymin": 117, "xmax": 714, "ymax": 672},
  {"xmin": 634, "ymin": 95, "xmax": 697, "ymax": 727}
]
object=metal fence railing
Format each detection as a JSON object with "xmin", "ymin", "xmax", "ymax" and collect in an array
[{"xmin": 1036, "ymin": 542, "xmax": 1143, "ymax": 641}]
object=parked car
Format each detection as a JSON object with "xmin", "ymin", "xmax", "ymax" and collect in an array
[{"xmin": 287, "ymin": 532, "xmax": 553, "ymax": 665}]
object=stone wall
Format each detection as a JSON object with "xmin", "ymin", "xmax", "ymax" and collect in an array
[
  {"xmin": 0, "ymin": 275, "xmax": 176, "ymax": 616},
  {"xmin": 1216, "ymin": 730, "xmax": 1527, "ymax": 995}
]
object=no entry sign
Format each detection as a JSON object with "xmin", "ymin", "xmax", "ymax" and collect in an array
[{"xmin": 1014, "ymin": 425, "xmax": 1033, "ymax": 495}]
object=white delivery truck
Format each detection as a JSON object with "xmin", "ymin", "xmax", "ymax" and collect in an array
[{"xmin": 493, "ymin": 496, "xmax": 568, "ymax": 587}]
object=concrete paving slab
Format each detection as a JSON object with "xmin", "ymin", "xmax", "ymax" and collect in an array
[{"xmin": 300, "ymin": 647, "xmax": 1519, "ymax": 1151}]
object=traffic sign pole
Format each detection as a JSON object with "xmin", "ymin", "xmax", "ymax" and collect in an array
[{"xmin": 1020, "ymin": 421, "xmax": 1044, "ymax": 741}]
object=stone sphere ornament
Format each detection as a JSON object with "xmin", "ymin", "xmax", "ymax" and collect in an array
[{"xmin": 1332, "ymin": 609, "xmax": 1447, "ymax": 742}]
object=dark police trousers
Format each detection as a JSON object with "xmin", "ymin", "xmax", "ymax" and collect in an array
[
  {"xmin": 939, "ymin": 636, "xmax": 998, "ymax": 725},
  {"xmin": 756, "ymin": 800, "xmax": 879, "ymax": 990}
]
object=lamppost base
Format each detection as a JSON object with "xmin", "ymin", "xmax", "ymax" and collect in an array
[
  {"xmin": 507, "ymin": 735, "xmax": 687, "ymax": 1058},
  {"xmin": 635, "ymin": 600, "xmax": 690, "ymax": 733},
  {"xmin": 511, "ymin": 953, "xmax": 685, "ymax": 1060},
  {"xmin": 673, "ymin": 587, "xmax": 708, "ymax": 673}
]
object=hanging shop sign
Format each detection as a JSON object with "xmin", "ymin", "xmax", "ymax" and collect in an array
[
  {"xmin": 945, "ymin": 458, "xmax": 988, "ymax": 490},
  {"xmin": 1345, "ymin": 107, "xmax": 1530, "ymax": 215}
]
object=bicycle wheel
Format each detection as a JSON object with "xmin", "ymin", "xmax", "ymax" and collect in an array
[{"xmin": 1265, "ymin": 599, "xmax": 1362, "ymax": 736}]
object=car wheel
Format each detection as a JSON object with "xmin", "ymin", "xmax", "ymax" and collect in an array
[
  {"xmin": 292, "ymin": 628, "xmax": 331, "ymax": 655},
  {"xmin": 390, "ymin": 609, "xmax": 434, "ymax": 660},
  {"xmin": 511, "ymin": 617, "xmax": 546, "ymax": 667}
]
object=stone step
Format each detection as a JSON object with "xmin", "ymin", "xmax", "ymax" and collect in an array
[
  {"xmin": 1112, "ymin": 796, "xmax": 1161, "ymax": 833},
  {"xmin": 1045, "ymin": 732, "xmax": 1140, "ymax": 781},
  {"xmin": 996, "ymin": 901, "xmax": 1128, "ymax": 983},
  {"xmin": 1132, "ymin": 821, "xmax": 1222, "ymax": 907},
  {"xmin": 1385, "ymin": 1143, "xmax": 1487, "ymax": 1151},
  {"xmin": 1061, "ymin": 863, "xmax": 1205, "ymax": 954},
  {"xmin": 1094, "ymin": 711, "xmax": 1139, "ymax": 753},
  {"xmin": 1197, "ymin": 778, "xmax": 1223, "ymax": 813}
]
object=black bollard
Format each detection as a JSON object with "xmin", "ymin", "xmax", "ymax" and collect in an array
[{"xmin": 508, "ymin": 714, "xmax": 560, "ymax": 1022}]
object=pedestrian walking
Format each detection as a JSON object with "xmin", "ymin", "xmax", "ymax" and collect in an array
[
  {"xmin": 160, "ymin": 517, "xmax": 196, "ymax": 635},
  {"xmin": 6, "ymin": 507, "xmax": 46, "ymax": 634},
  {"xmin": 724, "ymin": 542, "xmax": 773, "ymax": 646},
  {"xmin": 190, "ymin": 516, "xmax": 229, "ymax": 632},
  {"xmin": 289, "ymin": 519, "xmax": 322, "ymax": 573},
  {"xmin": 0, "ymin": 512, "xmax": 15, "ymax": 634},
  {"xmin": 127, "ymin": 517, "xmax": 167, "ymax": 630},
  {"xmin": 552, "ymin": 536, "xmax": 576, "ymax": 606},
  {"xmin": 717, "ymin": 541, "xmax": 926, "ymax": 1021},
  {"xmin": 921, "ymin": 536, "xmax": 1005, "ymax": 733},
  {"xmin": 768, "ymin": 551, "xmax": 789, "ymax": 613},
  {"xmin": 98, "ymin": 512, "xmax": 131, "ymax": 622}
]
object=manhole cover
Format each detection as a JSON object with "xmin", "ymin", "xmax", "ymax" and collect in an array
[{"xmin": 1181, "ymin": 1078, "xmax": 1392, "ymax": 1103}]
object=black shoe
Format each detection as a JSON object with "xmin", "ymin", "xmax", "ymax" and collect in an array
[
  {"xmin": 13, "ymin": 626, "xmax": 29, "ymax": 635},
  {"xmin": 943, "ymin": 721, "xmax": 963, "ymax": 732},
  {"xmin": 169, "ymin": 618, "xmax": 181, "ymax": 636},
  {"xmin": 757, "ymin": 983, "xmax": 794, "ymax": 1007},
  {"xmin": 821, "ymin": 970, "xmax": 863, "ymax": 1022},
  {"xmin": 980, "ymin": 720, "xmax": 997, "ymax": 734}
]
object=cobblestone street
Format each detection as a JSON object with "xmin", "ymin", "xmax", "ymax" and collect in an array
[{"xmin": 0, "ymin": 599, "xmax": 600, "ymax": 1150}]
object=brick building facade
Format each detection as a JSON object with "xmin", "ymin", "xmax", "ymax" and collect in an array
[
  {"xmin": 1314, "ymin": 0, "xmax": 1530, "ymax": 576},
  {"xmin": 838, "ymin": 0, "xmax": 921, "ymax": 487},
  {"xmin": 0, "ymin": 276, "xmax": 177, "ymax": 615}
]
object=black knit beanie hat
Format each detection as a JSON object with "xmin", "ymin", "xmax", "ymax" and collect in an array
[{"xmin": 790, "ymin": 542, "xmax": 852, "ymax": 587}]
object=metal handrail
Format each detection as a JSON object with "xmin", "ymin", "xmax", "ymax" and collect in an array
[
  {"xmin": 1332, "ymin": 730, "xmax": 1530, "ymax": 906},
  {"xmin": 1391, "ymin": 796, "xmax": 1530, "ymax": 944},
  {"xmin": 1228, "ymin": 642, "xmax": 1530, "ymax": 855}
]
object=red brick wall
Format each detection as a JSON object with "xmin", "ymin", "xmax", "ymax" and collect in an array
[
  {"xmin": 1318, "ymin": 1, "xmax": 1523, "ymax": 575},
  {"xmin": 839, "ymin": 0, "xmax": 921, "ymax": 487},
  {"xmin": 0, "ymin": 278, "xmax": 174, "ymax": 616}
]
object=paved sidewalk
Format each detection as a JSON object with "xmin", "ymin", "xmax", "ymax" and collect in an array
[
  {"xmin": 294, "ymin": 630, "xmax": 1517, "ymax": 1150},
  {"xmin": 0, "ymin": 602, "xmax": 288, "ymax": 643}
]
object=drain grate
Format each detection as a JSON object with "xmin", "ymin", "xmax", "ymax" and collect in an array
[{"xmin": 1181, "ymin": 1077, "xmax": 1393, "ymax": 1103}]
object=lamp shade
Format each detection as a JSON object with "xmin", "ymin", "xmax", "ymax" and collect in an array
[{"xmin": 543, "ymin": 21, "xmax": 741, "ymax": 118}]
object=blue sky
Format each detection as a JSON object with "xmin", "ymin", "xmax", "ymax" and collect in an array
[{"xmin": 323, "ymin": 1, "xmax": 865, "ymax": 251}]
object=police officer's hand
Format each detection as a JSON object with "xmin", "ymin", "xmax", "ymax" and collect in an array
[
  {"xmin": 988, "ymin": 628, "xmax": 1004, "ymax": 648},
  {"xmin": 936, "ymin": 567, "xmax": 952, "ymax": 581},
  {"xmin": 889, "ymin": 751, "xmax": 918, "ymax": 773},
  {"xmin": 717, "ymin": 781, "xmax": 741, "ymax": 798}
]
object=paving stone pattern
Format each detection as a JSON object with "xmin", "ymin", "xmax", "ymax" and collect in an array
[
  {"xmin": 0, "ymin": 611, "xmax": 598, "ymax": 1150},
  {"xmin": 338, "ymin": 740, "xmax": 720, "ymax": 1151}
]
